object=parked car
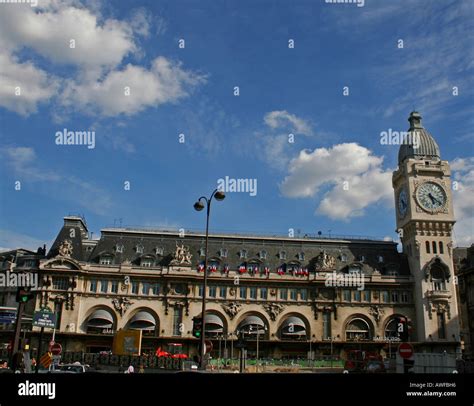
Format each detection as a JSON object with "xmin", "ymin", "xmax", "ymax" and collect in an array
[
  {"xmin": 51, "ymin": 363, "xmax": 91, "ymax": 373},
  {"xmin": 365, "ymin": 360, "xmax": 386, "ymax": 373}
]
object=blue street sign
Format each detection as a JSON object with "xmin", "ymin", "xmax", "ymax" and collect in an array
[{"xmin": 32, "ymin": 309, "xmax": 57, "ymax": 329}]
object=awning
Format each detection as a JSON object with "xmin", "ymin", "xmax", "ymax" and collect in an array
[
  {"xmin": 281, "ymin": 316, "xmax": 306, "ymax": 335},
  {"xmin": 204, "ymin": 314, "xmax": 224, "ymax": 333},
  {"xmin": 238, "ymin": 316, "xmax": 265, "ymax": 334},
  {"xmin": 129, "ymin": 311, "xmax": 156, "ymax": 330},
  {"xmin": 87, "ymin": 309, "xmax": 113, "ymax": 328}
]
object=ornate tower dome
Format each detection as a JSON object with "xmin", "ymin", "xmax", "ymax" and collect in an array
[{"xmin": 398, "ymin": 111, "xmax": 441, "ymax": 164}]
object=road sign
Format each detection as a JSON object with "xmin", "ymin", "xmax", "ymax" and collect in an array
[
  {"xmin": 32, "ymin": 309, "xmax": 56, "ymax": 329},
  {"xmin": 40, "ymin": 352, "xmax": 52, "ymax": 369},
  {"xmin": 398, "ymin": 342, "xmax": 414, "ymax": 359},
  {"xmin": 50, "ymin": 343, "xmax": 62, "ymax": 356}
]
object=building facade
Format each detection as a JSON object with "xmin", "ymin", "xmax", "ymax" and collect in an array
[{"xmin": 0, "ymin": 112, "xmax": 465, "ymax": 361}]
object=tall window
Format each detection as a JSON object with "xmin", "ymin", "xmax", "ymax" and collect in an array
[
  {"xmin": 142, "ymin": 282, "xmax": 150, "ymax": 295},
  {"xmin": 439, "ymin": 242, "xmax": 444, "ymax": 254},
  {"xmin": 279, "ymin": 251, "xmax": 287, "ymax": 260},
  {"xmin": 198, "ymin": 285, "xmax": 204, "ymax": 297},
  {"xmin": 173, "ymin": 307, "xmax": 183, "ymax": 336},
  {"xmin": 219, "ymin": 286, "xmax": 227, "ymax": 298},
  {"xmin": 381, "ymin": 291, "xmax": 389, "ymax": 303},
  {"xmin": 298, "ymin": 252, "xmax": 305, "ymax": 261},
  {"xmin": 362, "ymin": 291, "xmax": 371, "ymax": 302},
  {"xmin": 250, "ymin": 287, "xmax": 257, "ymax": 299},
  {"xmin": 290, "ymin": 289, "xmax": 297, "ymax": 301},
  {"xmin": 260, "ymin": 250, "xmax": 267, "ymax": 259},
  {"xmin": 52, "ymin": 277, "xmax": 69, "ymax": 290},
  {"xmin": 152, "ymin": 283, "xmax": 161, "ymax": 295},
  {"xmin": 220, "ymin": 248, "xmax": 228, "ymax": 258},
  {"xmin": 260, "ymin": 288, "xmax": 267, "ymax": 300},
  {"xmin": 343, "ymin": 290, "xmax": 351, "ymax": 302},
  {"xmin": 279, "ymin": 288, "xmax": 288, "ymax": 300},
  {"xmin": 437, "ymin": 313, "xmax": 446, "ymax": 339},
  {"xmin": 209, "ymin": 286, "xmax": 217, "ymax": 298},
  {"xmin": 111, "ymin": 280, "xmax": 118, "ymax": 293},
  {"xmin": 300, "ymin": 289, "xmax": 308, "ymax": 301},
  {"xmin": 432, "ymin": 241, "xmax": 437, "ymax": 254},
  {"xmin": 100, "ymin": 280, "xmax": 108, "ymax": 293},
  {"xmin": 323, "ymin": 312, "xmax": 331, "ymax": 340},
  {"xmin": 89, "ymin": 279, "xmax": 97, "ymax": 293},
  {"xmin": 240, "ymin": 287, "xmax": 247, "ymax": 299},
  {"xmin": 131, "ymin": 281, "xmax": 139, "ymax": 294},
  {"xmin": 354, "ymin": 291, "xmax": 361, "ymax": 302},
  {"xmin": 391, "ymin": 291, "xmax": 399, "ymax": 303},
  {"xmin": 400, "ymin": 291, "xmax": 409, "ymax": 303},
  {"xmin": 240, "ymin": 249, "xmax": 248, "ymax": 259},
  {"xmin": 426, "ymin": 241, "xmax": 430, "ymax": 254}
]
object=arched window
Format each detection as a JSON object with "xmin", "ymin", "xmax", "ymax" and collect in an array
[
  {"xmin": 439, "ymin": 242, "xmax": 444, "ymax": 254},
  {"xmin": 345, "ymin": 318, "xmax": 372, "ymax": 341},
  {"xmin": 279, "ymin": 316, "xmax": 307, "ymax": 340},
  {"xmin": 432, "ymin": 241, "xmax": 437, "ymax": 254},
  {"xmin": 384, "ymin": 318, "xmax": 399, "ymax": 339},
  {"xmin": 426, "ymin": 241, "xmax": 430, "ymax": 254},
  {"xmin": 431, "ymin": 266, "xmax": 446, "ymax": 291}
]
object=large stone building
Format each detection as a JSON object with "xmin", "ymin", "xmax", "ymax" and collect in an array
[{"xmin": 0, "ymin": 112, "xmax": 466, "ymax": 361}]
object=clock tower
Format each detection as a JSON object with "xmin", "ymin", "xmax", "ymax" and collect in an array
[{"xmin": 393, "ymin": 111, "xmax": 460, "ymax": 350}]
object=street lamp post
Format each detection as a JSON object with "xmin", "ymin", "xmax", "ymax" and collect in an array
[
  {"xmin": 194, "ymin": 189, "xmax": 225, "ymax": 370},
  {"xmin": 256, "ymin": 325, "xmax": 267, "ymax": 373}
]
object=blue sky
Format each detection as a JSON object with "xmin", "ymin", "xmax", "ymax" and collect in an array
[{"xmin": 0, "ymin": 0, "xmax": 473, "ymax": 250}]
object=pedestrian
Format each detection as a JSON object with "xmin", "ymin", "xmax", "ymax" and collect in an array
[
  {"xmin": 139, "ymin": 364, "xmax": 144, "ymax": 373},
  {"xmin": 125, "ymin": 364, "xmax": 134, "ymax": 373}
]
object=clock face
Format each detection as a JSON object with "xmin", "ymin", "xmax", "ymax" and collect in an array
[
  {"xmin": 416, "ymin": 182, "xmax": 447, "ymax": 212},
  {"xmin": 398, "ymin": 188, "xmax": 408, "ymax": 217}
]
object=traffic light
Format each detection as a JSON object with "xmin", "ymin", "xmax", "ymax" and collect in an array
[
  {"xmin": 192, "ymin": 317, "xmax": 202, "ymax": 338},
  {"xmin": 16, "ymin": 287, "xmax": 34, "ymax": 303}
]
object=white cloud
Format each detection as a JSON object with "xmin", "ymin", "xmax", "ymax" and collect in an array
[
  {"xmin": 280, "ymin": 143, "xmax": 393, "ymax": 220},
  {"xmin": 451, "ymin": 157, "xmax": 474, "ymax": 247},
  {"xmin": 0, "ymin": 52, "xmax": 59, "ymax": 116},
  {"xmin": 264, "ymin": 110, "xmax": 312, "ymax": 135},
  {"xmin": 61, "ymin": 57, "xmax": 206, "ymax": 116},
  {"xmin": 0, "ymin": 2, "xmax": 138, "ymax": 70},
  {"xmin": 0, "ymin": 2, "xmax": 204, "ymax": 118}
]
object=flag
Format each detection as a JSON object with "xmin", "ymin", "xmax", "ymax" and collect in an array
[
  {"xmin": 239, "ymin": 265, "xmax": 246, "ymax": 274},
  {"xmin": 197, "ymin": 264, "xmax": 204, "ymax": 272}
]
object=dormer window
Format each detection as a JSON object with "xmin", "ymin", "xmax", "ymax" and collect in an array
[
  {"xmin": 388, "ymin": 270, "xmax": 399, "ymax": 277},
  {"xmin": 298, "ymin": 252, "xmax": 305, "ymax": 261},
  {"xmin": 199, "ymin": 247, "xmax": 206, "ymax": 257},
  {"xmin": 349, "ymin": 266, "xmax": 360, "ymax": 275},
  {"xmin": 340, "ymin": 254, "xmax": 347, "ymax": 262},
  {"xmin": 115, "ymin": 244, "xmax": 124, "ymax": 253},
  {"xmin": 377, "ymin": 255, "xmax": 384, "ymax": 263},
  {"xmin": 220, "ymin": 248, "xmax": 228, "ymax": 258},
  {"xmin": 279, "ymin": 251, "xmax": 287, "ymax": 260},
  {"xmin": 155, "ymin": 247, "xmax": 164, "ymax": 256},
  {"xmin": 240, "ymin": 249, "xmax": 248, "ymax": 259},
  {"xmin": 358, "ymin": 255, "xmax": 365, "ymax": 262},
  {"xmin": 141, "ymin": 258, "xmax": 153, "ymax": 268},
  {"xmin": 260, "ymin": 250, "xmax": 267, "ymax": 260},
  {"xmin": 136, "ymin": 244, "xmax": 144, "ymax": 254},
  {"xmin": 100, "ymin": 255, "xmax": 113, "ymax": 265}
]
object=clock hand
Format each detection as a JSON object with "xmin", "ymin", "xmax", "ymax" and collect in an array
[{"xmin": 428, "ymin": 193, "xmax": 436, "ymax": 204}]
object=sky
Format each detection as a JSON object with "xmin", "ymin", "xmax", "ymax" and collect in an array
[{"xmin": 0, "ymin": 0, "xmax": 473, "ymax": 251}]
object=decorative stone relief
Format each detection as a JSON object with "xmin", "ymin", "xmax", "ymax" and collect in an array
[
  {"xmin": 222, "ymin": 302, "xmax": 242, "ymax": 319},
  {"xmin": 263, "ymin": 303, "xmax": 284, "ymax": 321},
  {"xmin": 112, "ymin": 297, "xmax": 133, "ymax": 316}
]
